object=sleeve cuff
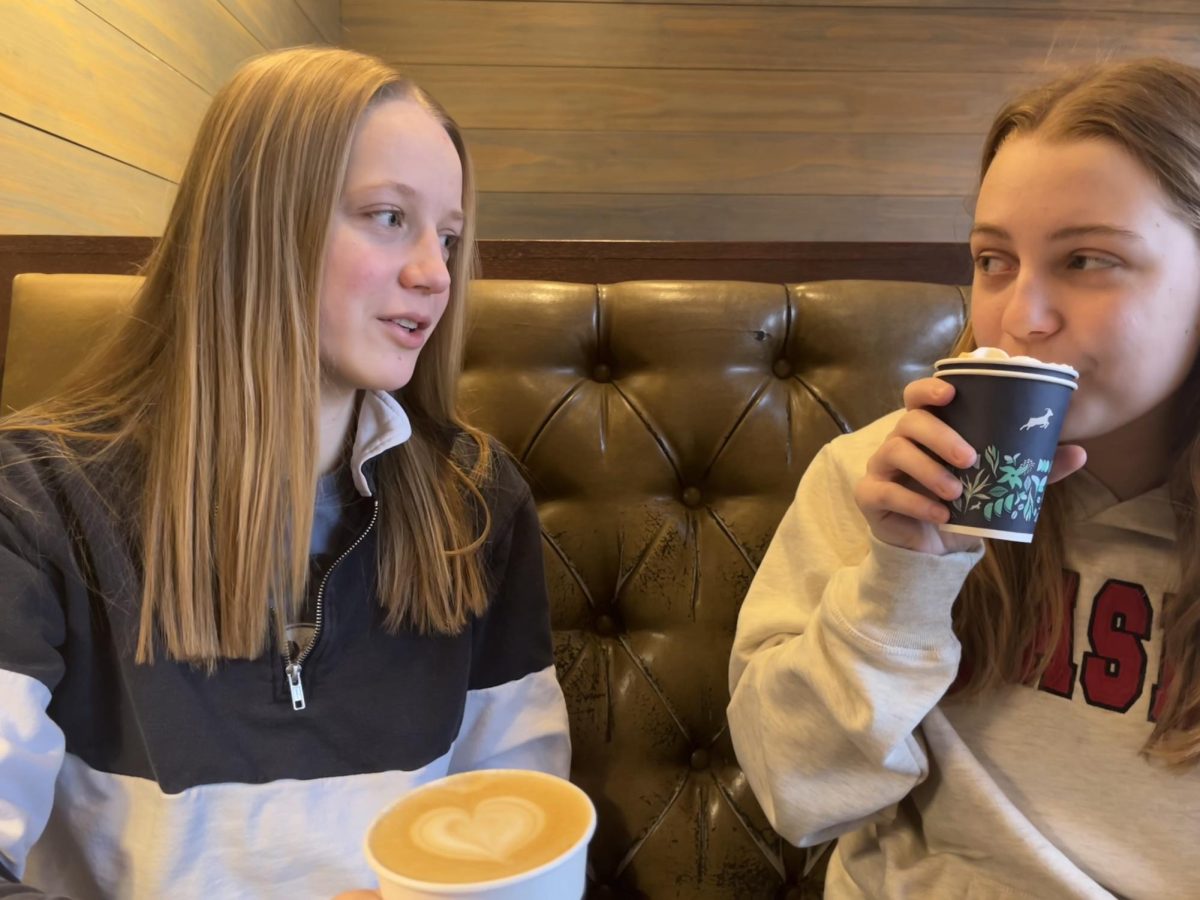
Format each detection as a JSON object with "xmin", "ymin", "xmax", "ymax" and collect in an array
[{"xmin": 823, "ymin": 534, "xmax": 984, "ymax": 652}]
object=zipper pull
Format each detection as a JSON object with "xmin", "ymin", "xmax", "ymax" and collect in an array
[{"xmin": 285, "ymin": 663, "xmax": 306, "ymax": 711}]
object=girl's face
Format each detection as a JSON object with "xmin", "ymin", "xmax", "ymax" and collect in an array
[
  {"xmin": 970, "ymin": 135, "xmax": 1200, "ymax": 444},
  {"xmin": 318, "ymin": 98, "xmax": 463, "ymax": 405}
]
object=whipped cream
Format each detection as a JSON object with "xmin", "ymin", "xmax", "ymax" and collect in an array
[{"xmin": 953, "ymin": 346, "xmax": 1077, "ymax": 375}]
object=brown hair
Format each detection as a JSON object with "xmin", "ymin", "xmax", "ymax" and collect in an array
[
  {"xmin": 953, "ymin": 57, "xmax": 1200, "ymax": 766},
  {"xmin": 0, "ymin": 47, "xmax": 493, "ymax": 664}
]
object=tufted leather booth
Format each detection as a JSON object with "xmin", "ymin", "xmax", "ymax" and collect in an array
[{"xmin": 3, "ymin": 274, "xmax": 968, "ymax": 898}]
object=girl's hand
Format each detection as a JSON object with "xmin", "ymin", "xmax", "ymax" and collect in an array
[{"xmin": 853, "ymin": 378, "xmax": 1086, "ymax": 556}]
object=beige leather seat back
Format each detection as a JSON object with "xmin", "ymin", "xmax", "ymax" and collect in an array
[{"xmin": 2, "ymin": 273, "xmax": 142, "ymax": 414}]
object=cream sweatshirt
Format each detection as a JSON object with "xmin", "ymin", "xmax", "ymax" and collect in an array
[{"xmin": 728, "ymin": 411, "xmax": 1198, "ymax": 899}]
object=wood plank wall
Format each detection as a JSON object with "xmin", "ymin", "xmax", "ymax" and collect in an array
[
  {"xmin": 1, "ymin": 0, "xmax": 341, "ymax": 236},
  {"xmin": 344, "ymin": 0, "xmax": 1200, "ymax": 242}
]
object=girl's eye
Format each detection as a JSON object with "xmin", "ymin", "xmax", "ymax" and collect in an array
[
  {"xmin": 370, "ymin": 210, "xmax": 404, "ymax": 228},
  {"xmin": 1067, "ymin": 253, "xmax": 1117, "ymax": 271},
  {"xmin": 439, "ymin": 233, "xmax": 459, "ymax": 259},
  {"xmin": 974, "ymin": 253, "xmax": 1015, "ymax": 275}
]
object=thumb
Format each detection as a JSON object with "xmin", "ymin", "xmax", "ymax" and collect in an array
[{"xmin": 1047, "ymin": 444, "xmax": 1087, "ymax": 484}]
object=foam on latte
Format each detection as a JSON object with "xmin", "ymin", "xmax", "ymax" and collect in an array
[{"xmin": 368, "ymin": 770, "xmax": 593, "ymax": 886}]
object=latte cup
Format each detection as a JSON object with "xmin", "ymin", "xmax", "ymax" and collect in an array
[
  {"xmin": 930, "ymin": 348, "xmax": 1078, "ymax": 543},
  {"xmin": 365, "ymin": 769, "xmax": 597, "ymax": 900}
]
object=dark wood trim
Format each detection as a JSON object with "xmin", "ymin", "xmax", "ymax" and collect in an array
[
  {"xmin": 477, "ymin": 239, "xmax": 971, "ymax": 284},
  {"xmin": 0, "ymin": 235, "xmax": 971, "ymax": 382}
]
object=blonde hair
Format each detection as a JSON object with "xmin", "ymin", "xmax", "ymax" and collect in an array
[
  {"xmin": 0, "ymin": 47, "xmax": 493, "ymax": 664},
  {"xmin": 954, "ymin": 57, "xmax": 1200, "ymax": 766}
]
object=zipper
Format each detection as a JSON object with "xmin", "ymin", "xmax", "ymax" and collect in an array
[{"xmin": 283, "ymin": 498, "xmax": 380, "ymax": 710}]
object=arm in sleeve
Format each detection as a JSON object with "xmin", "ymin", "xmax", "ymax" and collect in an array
[
  {"xmin": 449, "ymin": 464, "xmax": 570, "ymax": 778},
  {"xmin": 0, "ymin": 450, "xmax": 70, "ymax": 896},
  {"xmin": 727, "ymin": 426, "xmax": 983, "ymax": 847}
]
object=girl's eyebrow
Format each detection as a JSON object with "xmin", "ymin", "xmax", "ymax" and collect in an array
[
  {"xmin": 970, "ymin": 222, "xmax": 1143, "ymax": 242},
  {"xmin": 1047, "ymin": 224, "xmax": 1144, "ymax": 242}
]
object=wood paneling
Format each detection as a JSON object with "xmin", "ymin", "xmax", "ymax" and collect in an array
[
  {"xmin": 406, "ymin": 66, "xmax": 1034, "ymax": 134},
  {"xmin": 2, "ymin": 1, "xmax": 340, "ymax": 236},
  {"xmin": 4, "ymin": 0, "xmax": 210, "ymax": 181},
  {"xmin": 346, "ymin": 0, "xmax": 1200, "ymax": 242},
  {"xmin": 218, "ymin": 0, "xmax": 327, "ymax": 50},
  {"xmin": 541, "ymin": 0, "xmax": 1199, "ymax": 10},
  {"xmin": 0, "ymin": 117, "xmax": 175, "ymax": 236},
  {"xmin": 75, "ymin": 0, "xmax": 262, "ymax": 93},
  {"xmin": 477, "ymin": 194, "xmax": 974, "ymax": 242},
  {"xmin": 348, "ymin": 2, "xmax": 1200, "ymax": 73},
  {"xmin": 295, "ymin": 0, "xmax": 342, "ymax": 43},
  {"xmin": 469, "ymin": 131, "xmax": 979, "ymax": 195}
]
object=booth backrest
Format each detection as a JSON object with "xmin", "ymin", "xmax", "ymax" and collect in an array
[{"xmin": 3, "ymin": 273, "xmax": 967, "ymax": 898}]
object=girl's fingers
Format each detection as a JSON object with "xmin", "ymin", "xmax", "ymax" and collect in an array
[
  {"xmin": 889, "ymin": 409, "xmax": 977, "ymax": 470},
  {"xmin": 855, "ymin": 477, "xmax": 950, "ymax": 524},
  {"xmin": 866, "ymin": 435, "xmax": 963, "ymax": 501},
  {"xmin": 902, "ymin": 377, "xmax": 955, "ymax": 411}
]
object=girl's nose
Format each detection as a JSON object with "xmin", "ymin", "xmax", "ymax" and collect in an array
[
  {"xmin": 399, "ymin": 231, "xmax": 451, "ymax": 295},
  {"xmin": 1002, "ymin": 269, "xmax": 1061, "ymax": 342}
]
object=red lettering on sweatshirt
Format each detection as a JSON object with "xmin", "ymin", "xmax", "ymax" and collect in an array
[
  {"xmin": 1080, "ymin": 580, "xmax": 1153, "ymax": 713},
  {"xmin": 1036, "ymin": 570, "xmax": 1080, "ymax": 699},
  {"xmin": 1148, "ymin": 593, "xmax": 1175, "ymax": 723}
]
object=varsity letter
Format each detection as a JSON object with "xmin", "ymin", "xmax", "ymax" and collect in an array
[{"xmin": 1081, "ymin": 580, "xmax": 1152, "ymax": 714}]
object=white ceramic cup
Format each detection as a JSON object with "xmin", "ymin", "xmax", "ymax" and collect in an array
[{"xmin": 365, "ymin": 769, "xmax": 597, "ymax": 900}]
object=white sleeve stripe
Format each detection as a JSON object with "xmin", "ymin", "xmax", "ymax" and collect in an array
[
  {"xmin": 0, "ymin": 667, "xmax": 65, "ymax": 878},
  {"xmin": 452, "ymin": 664, "xmax": 571, "ymax": 778}
]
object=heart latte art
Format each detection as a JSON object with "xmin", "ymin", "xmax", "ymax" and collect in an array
[
  {"xmin": 411, "ymin": 795, "xmax": 546, "ymax": 862},
  {"xmin": 367, "ymin": 769, "xmax": 594, "ymax": 886}
]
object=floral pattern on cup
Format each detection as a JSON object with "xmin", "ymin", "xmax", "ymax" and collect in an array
[{"xmin": 952, "ymin": 445, "xmax": 1052, "ymax": 524}]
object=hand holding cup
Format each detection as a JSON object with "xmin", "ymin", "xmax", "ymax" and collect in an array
[{"xmin": 856, "ymin": 351, "xmax": 1086, "ymax": 555}]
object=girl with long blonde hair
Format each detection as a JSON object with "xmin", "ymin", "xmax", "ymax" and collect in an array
[
  {"xmin": 730, "ymin": 57, "xmax": 1200, "ymax": 898},
  {"xmin": 0, "ymin": 47, "xmax": 568, "ymax": 899}
]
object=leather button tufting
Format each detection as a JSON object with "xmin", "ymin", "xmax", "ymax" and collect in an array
[
  {"xmin": 681, "ymin": 486, "xmax": 702, "ymax": 508},
  {"xmin": 773, "ymin": 358, "xmax": 794, "ymax": 379},
  {"xmin": 592, "ymin": 363, "xmax": 612, "ymax": 383},
  {"xmin": 595, "ymin": 614, "xmax": 618, "ymax": 637},
  {"xmin": 689, "ymin": 748, "xmax": 711, "ymax": 771}
]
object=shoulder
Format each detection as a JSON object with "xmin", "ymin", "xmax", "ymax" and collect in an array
[
  {"xmin": 450, "ymin": 430, "xmax": 533, "ymax": 523},
  {"xmin": 0, "ymin": 429, "xmax": 65, "ymax": 500}
]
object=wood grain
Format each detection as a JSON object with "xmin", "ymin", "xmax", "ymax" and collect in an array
[
  {"xmin": 407, "ymin": 65, "xmax": 1036, "ymax": 134},
  {"xmin": 476, "ymin": 193, "xmax": 975, "ymax": 242},
  {"xmin": 217, "ymin": 0, "xmax": 327, "ymax": 50},
  {"xmin": 467, "ymin": 130, "xmax": 980, "ymax": 196},
  {"xmin": 75, "ymin": 0, "xmax": 263, "ymax": 92},
  {"xmin": 347, "ymin": 1, "xmax": 1200, "ymax": 73},
  {"xmin": 295, "ymin": 0, "xmax": 341, "ymax": 44},
  {"xmin": 3, "ymin": 0, "xmax": 210, "ymax": 181},
  {"xmin": 0, "ymin": 118, "xmax": 175, "ymax": 236},
  {"xmin": 531, "ymin": 0, "xmax": 1200, "ymax": 11}
]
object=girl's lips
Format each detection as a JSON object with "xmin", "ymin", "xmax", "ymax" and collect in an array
[{"xmin": 379, "ymin": 317, "xmax": 431, "ymax": 350}]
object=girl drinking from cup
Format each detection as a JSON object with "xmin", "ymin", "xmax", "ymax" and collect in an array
[
  {"xmin": 729, "ymin": 58, "xmax": 1200, "ymax": 898},
  {"xmin": 0, "ymin": 48, "xmax": 569, "ymax": 899}
]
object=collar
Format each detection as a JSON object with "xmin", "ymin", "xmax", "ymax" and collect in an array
[
  {"xmin": 1064, "ymin": 467, "xmax": 1176, "ymax": 542},
  {"xmin": 348, "ymin": 390, "xmax": 412, "ymax": 498}
]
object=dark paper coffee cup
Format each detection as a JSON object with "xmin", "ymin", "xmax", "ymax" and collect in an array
[{"xmin": 931, "ymin": 348, "xmax": 1078, "ymax": 543}]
